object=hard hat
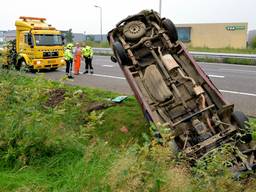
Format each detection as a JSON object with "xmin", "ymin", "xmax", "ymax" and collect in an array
[{"xmin": 66, "ymin": 43, "xmax": 73, "ymax": 49}]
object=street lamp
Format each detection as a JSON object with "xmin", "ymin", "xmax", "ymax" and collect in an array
[
  {"xmin": 94, "ymin": 5, "xmax": 103, "ymax": 42},
  {"xmin": 159, "ymin": 0, "xmax": 162, "ymax": 16},
  {"xmin": 84, "ymin": 31, "xmax": 86, "ymax": 41}
]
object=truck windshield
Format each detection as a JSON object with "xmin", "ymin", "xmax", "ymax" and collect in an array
[{"xmin": 34, "ymin": 34, "xmax": 62, "ymax": 46}]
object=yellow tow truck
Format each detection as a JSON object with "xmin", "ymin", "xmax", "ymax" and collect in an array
[{"xmin": 3, "ymin": 16, "xmax": 66, "ymax": 70}]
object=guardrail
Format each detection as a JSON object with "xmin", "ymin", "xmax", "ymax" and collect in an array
[{"xmin": 93, "ymin": 48, "xmax": 256, "ymax": 60}]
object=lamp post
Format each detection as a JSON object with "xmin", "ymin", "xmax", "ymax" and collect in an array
[
  {"xmin": 94, "ymin": 5, "xmax": 102, "ymax": 41},
  {"xmin": 84, "ymin": 31, "xmax": 86, "ymax": 41},
  {"xmin": 159, "ymin": 0, "xmax": 162, "ymax": 16}
]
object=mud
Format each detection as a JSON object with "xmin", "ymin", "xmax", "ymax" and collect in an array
[{"xmin": 44, "ymin": 88, "xmax": 66, "ymax": 108}]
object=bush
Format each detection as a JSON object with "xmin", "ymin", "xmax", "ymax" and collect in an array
[
  {"xmin": 0, "ymin": 72, "xmax": 89, "ymax": 168},
  {"xmin": 252, "ymin": 36, "xmax": 256, "ymax": 49}
]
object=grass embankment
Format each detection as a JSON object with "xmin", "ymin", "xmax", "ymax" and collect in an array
[
  {"xmin": 82, "ymin": 40, "xmax": 109, "ymax": 48},
  {"xmin": 0, "ymin": 69, "xmax": 256, "ymax": 191},
  {"xmin": 188, "ymin": 47, "xmax": 256, "ymax": 65},
  {"xmin": 188, "ymin": 47, "xmax": 256, "ymax": 54},
  {"xmin": 87, "ymin": 40, "xmax": 256, "ymax": 65}
]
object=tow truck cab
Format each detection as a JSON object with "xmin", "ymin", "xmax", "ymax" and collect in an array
[{"xmin": 15, "ymin": 16, "xmax": 65, "ymax": 70}]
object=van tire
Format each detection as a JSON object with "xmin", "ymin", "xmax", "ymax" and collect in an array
[
  {"xmin": 232, "ymin": 111, "xmax": 248, "ymax": 130},
  {"xmin": 232, "ymin": 111, "xmax": 252, "ymax": 142},
  {"xmin": 123, "ymin": 21, "xmax": 146, "ymax": 40},
  {"xmin": 113, "ymin": 41, "xmax": 130, "ymax": 65},
  {"xmin": 162, "ymin": 18, "xmax": 178, "ymax": 43}
]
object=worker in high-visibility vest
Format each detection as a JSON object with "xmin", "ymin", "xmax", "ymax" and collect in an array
[
  {"xmin": 82, "ymin": 45, "xmax": 94, "ymax": 74},
  {"xmin": 74, "ymin": 43, "xmax": 82, "ymax": 75},
  {"xmin": 64, "ymin": 43, "xmax": 74, "ymax": 78}
]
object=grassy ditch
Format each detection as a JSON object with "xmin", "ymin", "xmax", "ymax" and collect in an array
[{"xmin": 0, "ymin": 69, "xmax": 255, "ymax": 191}]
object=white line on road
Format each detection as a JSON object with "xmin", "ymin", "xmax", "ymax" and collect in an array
[
  {"xmin": 220, "ymin": 90, "xmax": 256, "ymax": 97},
  {"xmin": 59, "ymin": 70, "xmax": 255, "ymax": 97},
  {"xmin": 208, "ymin": 74, "xmax": 225, "ymax": 78},
  {"xmin": 93, "ymin": 73, "xmax": 126, "ymax": 80},
  {"xmin": 93, "ymin": 73, "xmax": 256, "ymax": 97},
  {"xmin": 220, "ymin": 69, "xmax": 256, "ymax": 73},
  {"xmin": 199, "ymin": 62, "xmax": 256, "ymax": 68},
  {"xmin": 102, "ymin": 65, "xmax": 114, "ymax": 68}
]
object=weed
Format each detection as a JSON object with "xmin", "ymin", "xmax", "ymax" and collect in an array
[{"xmin": 0, "ymin": 69, "xmax": 256, "ymax": 191}]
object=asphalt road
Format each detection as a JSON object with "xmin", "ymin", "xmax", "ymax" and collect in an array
[{"xmin": 36, "ymin": 55, "xmax": 256, "ymax": 117}]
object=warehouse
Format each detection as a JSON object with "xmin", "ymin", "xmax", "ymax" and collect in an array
[{"xmin": 176, "ymin": 22, "xmax": 248, "ymax": 49}]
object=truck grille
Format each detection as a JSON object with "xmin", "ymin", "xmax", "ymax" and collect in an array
[{"xmin": 43, "ymin": 51, "xmax": 59, "ymax": 58}]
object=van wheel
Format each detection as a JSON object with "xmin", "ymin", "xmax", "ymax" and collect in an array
[
  {"xmin": 162, "ymin": 19, "xmax": 178, "ymax": 43},
  {"xmin": 232, "ymin": 111, "xmax": 251, "ymax": 142},
  {"xmin": 113, "ymin": 41, "xmax": 129, "ymax": 65},
  {"xmin": 123, "ymin": 21, "xmax": 146, "ymax": 40},
  {"xmin": 170, "ymin": 140, "xmax": 180, "ymax": 153},
  {"xmin": 232, "ymin": 111, "xmax": 249, "ymax": 130}
]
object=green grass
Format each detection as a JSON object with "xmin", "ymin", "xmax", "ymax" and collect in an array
[
  {"xmin": 195, "ymin": 57, "xmax": 256, "ymax": 65},
  {"xmin": 0, "ymin": 69, "xmax": 256, "ymax": 192},
  {"xmin": 81, "ymin": 40, "xmax": 109, "ymax": 48},
  {"xmin": 189, "ymin": 46, "xmax": 256, "ymax": 65},
  {"xmin": 189, "ymin": 46, "xmax": 256, "ymax": 54}
]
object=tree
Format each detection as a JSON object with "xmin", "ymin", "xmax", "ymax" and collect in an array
[
  {"xmin": 86, "ymin": 35, "xmax": 95, "ymax": 41},
  {"xmin": 64, "ymin": 29, "xmax": 74, "ymax": 43},
  {"xmin": 252, "ymin": 36, "xmax": 256, "ymax": 49}
]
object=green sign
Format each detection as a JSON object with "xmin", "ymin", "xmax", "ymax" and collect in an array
[{"xmin": 225, "ymin": 25, "xmax": 246, "ymax": 31}]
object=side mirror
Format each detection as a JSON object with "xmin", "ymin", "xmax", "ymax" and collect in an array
[
  {"xmin": 61, "ymin": 34, "xmax": 65, "ymax": 45},
  {"xmin": 110, "ymin": 55, "xmax": 117, "ymax": 63},
  {"xmin": 28, "ymin": 33, "xmax": 34, "ymax": 48}
]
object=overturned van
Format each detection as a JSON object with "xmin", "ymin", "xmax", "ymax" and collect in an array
[{"xmin": 107, "ymin": 10, "xmax": 256, "ymax": 172}]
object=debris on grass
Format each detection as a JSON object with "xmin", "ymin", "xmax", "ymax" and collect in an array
[
  {"xmin": 111, "ymin": 96, "xmax": 128, "ymax": 103},
  {"xmin": 120, "ymin": 126, "xmax": 129, "ymax": 133},
  {"xmin": 85, "ymin": 101, "xmax": 116, "ymax": 112}
]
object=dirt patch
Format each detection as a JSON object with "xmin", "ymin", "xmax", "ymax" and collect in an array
[
  {"xmin": 86, "ymin": 101, "xmax": 116, "ymax": 113},
  {"xmin": 45, "ymin": 88, "xmax": 66, "ymax": 108}
]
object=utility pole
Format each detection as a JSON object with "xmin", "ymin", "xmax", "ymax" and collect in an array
[
  {"xmin": 159, "ymin": 0, "xmax": 162, "ymax": 16},
  {"xmin": 94, "ymin": 5, "xmax": 103, "ymax": 41}
]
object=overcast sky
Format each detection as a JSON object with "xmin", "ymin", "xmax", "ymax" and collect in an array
[{"xmin": 1, "ymin": 0, "xmax": 255, "ymax": 34}]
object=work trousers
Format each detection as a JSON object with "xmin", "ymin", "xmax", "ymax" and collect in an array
[
  {"xmin": 65, "ymin": 59, "xmax": 73, "ymax": 76},
  {"xmin": 84, "ymin": 57, "xmax": 93, "ymax": 73},
  {"xmin": 74, "ymin": 57, "xmax": 81, "ymax": 75}
]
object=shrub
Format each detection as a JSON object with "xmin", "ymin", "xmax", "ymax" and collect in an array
[{"xmin": 252, "ymin": 36, "xmax": 256, "ymax": 49}]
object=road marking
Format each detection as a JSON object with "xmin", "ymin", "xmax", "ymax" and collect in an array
[
  {"xmin": 199, "ymin": 62, "xmax": 256, "ymax": 68},
  {"xmin": 220, "ymin": 68, "xmax": 256, "ymax": 73},
  {"xmin": 59, "ymin": 70, "xmax": 256, "ymax": 97},
  {"xmin": 208, "ymin": 74, "xmax": 225, "ymax": 78},
  {"xmin": 102, "ymin": 65, "xmax": 114, "ymax": 68},
  {"xmin": 93, "ymin": 73, "xmax": 126, "ymax": 80},
  {"xmin": 220, "ymin": 90, "xmax": 256, "ymax": 97}
]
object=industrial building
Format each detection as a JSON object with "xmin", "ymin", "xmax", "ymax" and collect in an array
[
  {"xmin": 1, "ymin": 22, "xmax": 250, "ymax": 49},
  {"xmin": 176, "ymin": 22, "xmax": 248, "ymax": 49}
]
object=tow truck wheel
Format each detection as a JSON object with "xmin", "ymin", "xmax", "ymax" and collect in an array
[
  {"xmin": 123, "ymin": 21, "xmax": 146, "ymax": 40},
  {"xmin": 162, "ymin": 18, "xmax": 178, "ymax": 43},
  {"xmin": 113, "ymin": 41, "xmax": 129, "ymax": 65},
  {"xmin": 15, "ymin": 59, "xmax": 27, "ymax": 71}
]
